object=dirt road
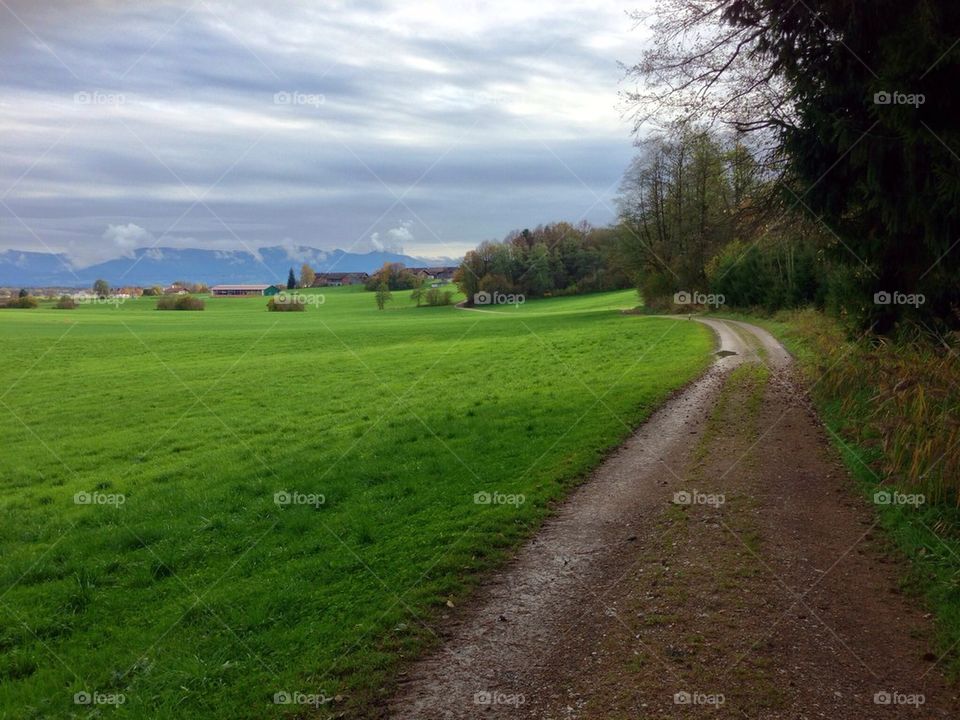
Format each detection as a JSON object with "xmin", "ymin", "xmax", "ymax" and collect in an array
[{"xmin": 386, "ymin": 318, "xmax": 958, "ymax": 719}]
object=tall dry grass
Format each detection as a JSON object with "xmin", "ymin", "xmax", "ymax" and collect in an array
[{"xmin": 783, "ymin": 310, "xmax": 960, "ymax": 504}]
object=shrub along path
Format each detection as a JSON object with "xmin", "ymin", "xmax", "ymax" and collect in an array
[{"xmin": 388, "ymin": 318, "xmax": 959, "ymax": 719}]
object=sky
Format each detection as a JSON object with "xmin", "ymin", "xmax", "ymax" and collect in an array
[{"xmin": 0, "ymin": 0, "xmax": 652, "ymax": 267}]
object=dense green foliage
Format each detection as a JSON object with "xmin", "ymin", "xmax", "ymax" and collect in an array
[
  {"xmin": 0, "ymin": 288, "xmax": 711, "ymax": 719},
  {"xmin": 1, "ymin": 295, "xmax": 38, "ymax": 309},
  {"xmin": 155, "ymin": 295, "xmax": 205, "ymax": 311},
  {"xmin": 365, "ymin": 262, "xmax": 417, "ymax": 291},
  {"xmin": 409, "ymin": 284, "xmax": 454, "ymax": 307},
  {"xmin": 706, "ymin": 241, "xmax": 824, "ymax": 311},
  {"xmin": 722, "ymin": 0, "xmax": 960, "ymax": 330},
  {"xmin": 456, "ymin": 222, "xmax": 631, "ymax": 305},
  {"xmin": 628, "ymin": 0, "xmax": 960, "ymax": 331},
  {"xmin": 423, "ymin": 287, "xmax": 454, "ymax": 306},
  {"xmin": 266, "ymin": 296, "xmax": 307, "ymax": 312},
  {"xmin": 615, "ymin": 127, "xmax": 832, "ymax": 313},
  {"xmin": 374, "ymin": 282, "xmax": 392, "ymax": 309}
]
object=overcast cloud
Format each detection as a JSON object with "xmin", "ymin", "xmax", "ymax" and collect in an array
[{"xmin": 0, "ymin": 0, "xmax": 651, "ymax": 267}]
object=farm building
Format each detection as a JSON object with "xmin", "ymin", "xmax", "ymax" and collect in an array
[
  {"xmin": 407, "ymin": 266, "xmax": 458, "ymax": 282},
  {"xmin": 110, "ymin": 287, "xmax": 143, "ymax": 298},
  {"xmin": 210, "ymin": 284, "xmax": 281, "ymax": 297},
  {"xmin": 312, "ymin": 272, "xmax": 368, "ymax": 287}
]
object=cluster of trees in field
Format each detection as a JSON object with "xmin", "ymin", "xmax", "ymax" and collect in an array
[
  {"xmin": 1, "ymin": 288, "xmax": 38, "ymax": 309},
  {"xmin": 616, "ymin": 128, "xmax": 829, "ymax": 313},
  {"xmin": 366, "ymin": 263, "xmax": 455, "ymax": 309},
  {"xmin": 616, "ymin": 0, "xmax": 960, "ymax": 333},
  {"xmin": 411, "ymin": 286, "xmax": 454, "ymax": 307},
  {"xmin": 156, "ymin": 295, "xmax": 204, "ymax": 311},
  {"xmin": 365, "ymin": 263, "xmax": 417, "ymax": 291},
  {"xmin": 456, "ymin": 222, "xmax": 632, "ymax": 304},
  {"xmin": 298, "ymin": 265, "xmax": 315, "ymax": 288},
  {"xmin": 291, "ymin": 260, "xmax": 455, "ymax": 310}
]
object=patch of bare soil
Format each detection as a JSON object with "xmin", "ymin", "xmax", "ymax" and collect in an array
[{"xmin": 386, "ymin": 320, "xmax": 959, "ymax": 719}]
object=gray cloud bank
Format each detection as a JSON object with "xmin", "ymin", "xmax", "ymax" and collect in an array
[{"xmin": 0, "ymin": 0, "xmax": 649, "ymax": 268}]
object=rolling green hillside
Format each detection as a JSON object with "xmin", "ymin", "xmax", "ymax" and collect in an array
[{"xmin": 0, "ymin": 287, "xmax": 712, "ymax": 718}]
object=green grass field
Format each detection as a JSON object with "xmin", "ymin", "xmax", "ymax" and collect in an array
[{"xmin": 0, "ymin": 287, "xmax": 713, "ymax": 719}]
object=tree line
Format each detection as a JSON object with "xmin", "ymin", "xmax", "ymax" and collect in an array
[
  {"xmin": 616, "ymin": 128, "xmax": 829, "ymax": 314},
  {"xmin": 455, "ymin": 2, "xmax": 960, "ymax": 331},
  {"xmin": 456, "ymin": 222, "xmax": 632, "ymax": 304},
  {"xmin": 619, "ymin": 0, "xmax": 960, "ymax": 333}
]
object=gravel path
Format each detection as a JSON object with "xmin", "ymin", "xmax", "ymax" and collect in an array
[{"xmin": 386, "ymin": 318, "xmax": 958, "ymax": 719}]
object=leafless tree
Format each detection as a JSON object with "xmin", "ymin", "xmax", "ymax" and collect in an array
[{"xmin": 620, "ymin": 0, "xmax": 795, "ymax": 165}]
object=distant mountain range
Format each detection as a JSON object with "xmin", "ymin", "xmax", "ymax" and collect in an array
[{"xmin": 0, "ymin": 246, "xmax": 460, "ymax": 288}]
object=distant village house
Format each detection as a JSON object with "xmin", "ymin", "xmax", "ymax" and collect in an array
[
  {"xmin": 210, "ymin": 284, "xmax": 281, "ymax": 297},
  {"xmin": 110, "ymin": 287, "xmax": 143, "ymax": 298},
  {"xmin": 311, "ymin": 272, "xmax": 368, "ymax": 287},
  {"xmin": 407, "ymin": 266, "xmax": 458, "ymax": 282}
]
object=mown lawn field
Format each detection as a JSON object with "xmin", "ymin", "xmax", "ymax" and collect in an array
[{"xmin": 0, "ymin": 286, "xmax": 713, "ymax": 719}]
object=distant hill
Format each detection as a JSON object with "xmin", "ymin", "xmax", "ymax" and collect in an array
[{"xmin": 0, "ymin": 246, "xmax": 460, "ymax": 288}]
